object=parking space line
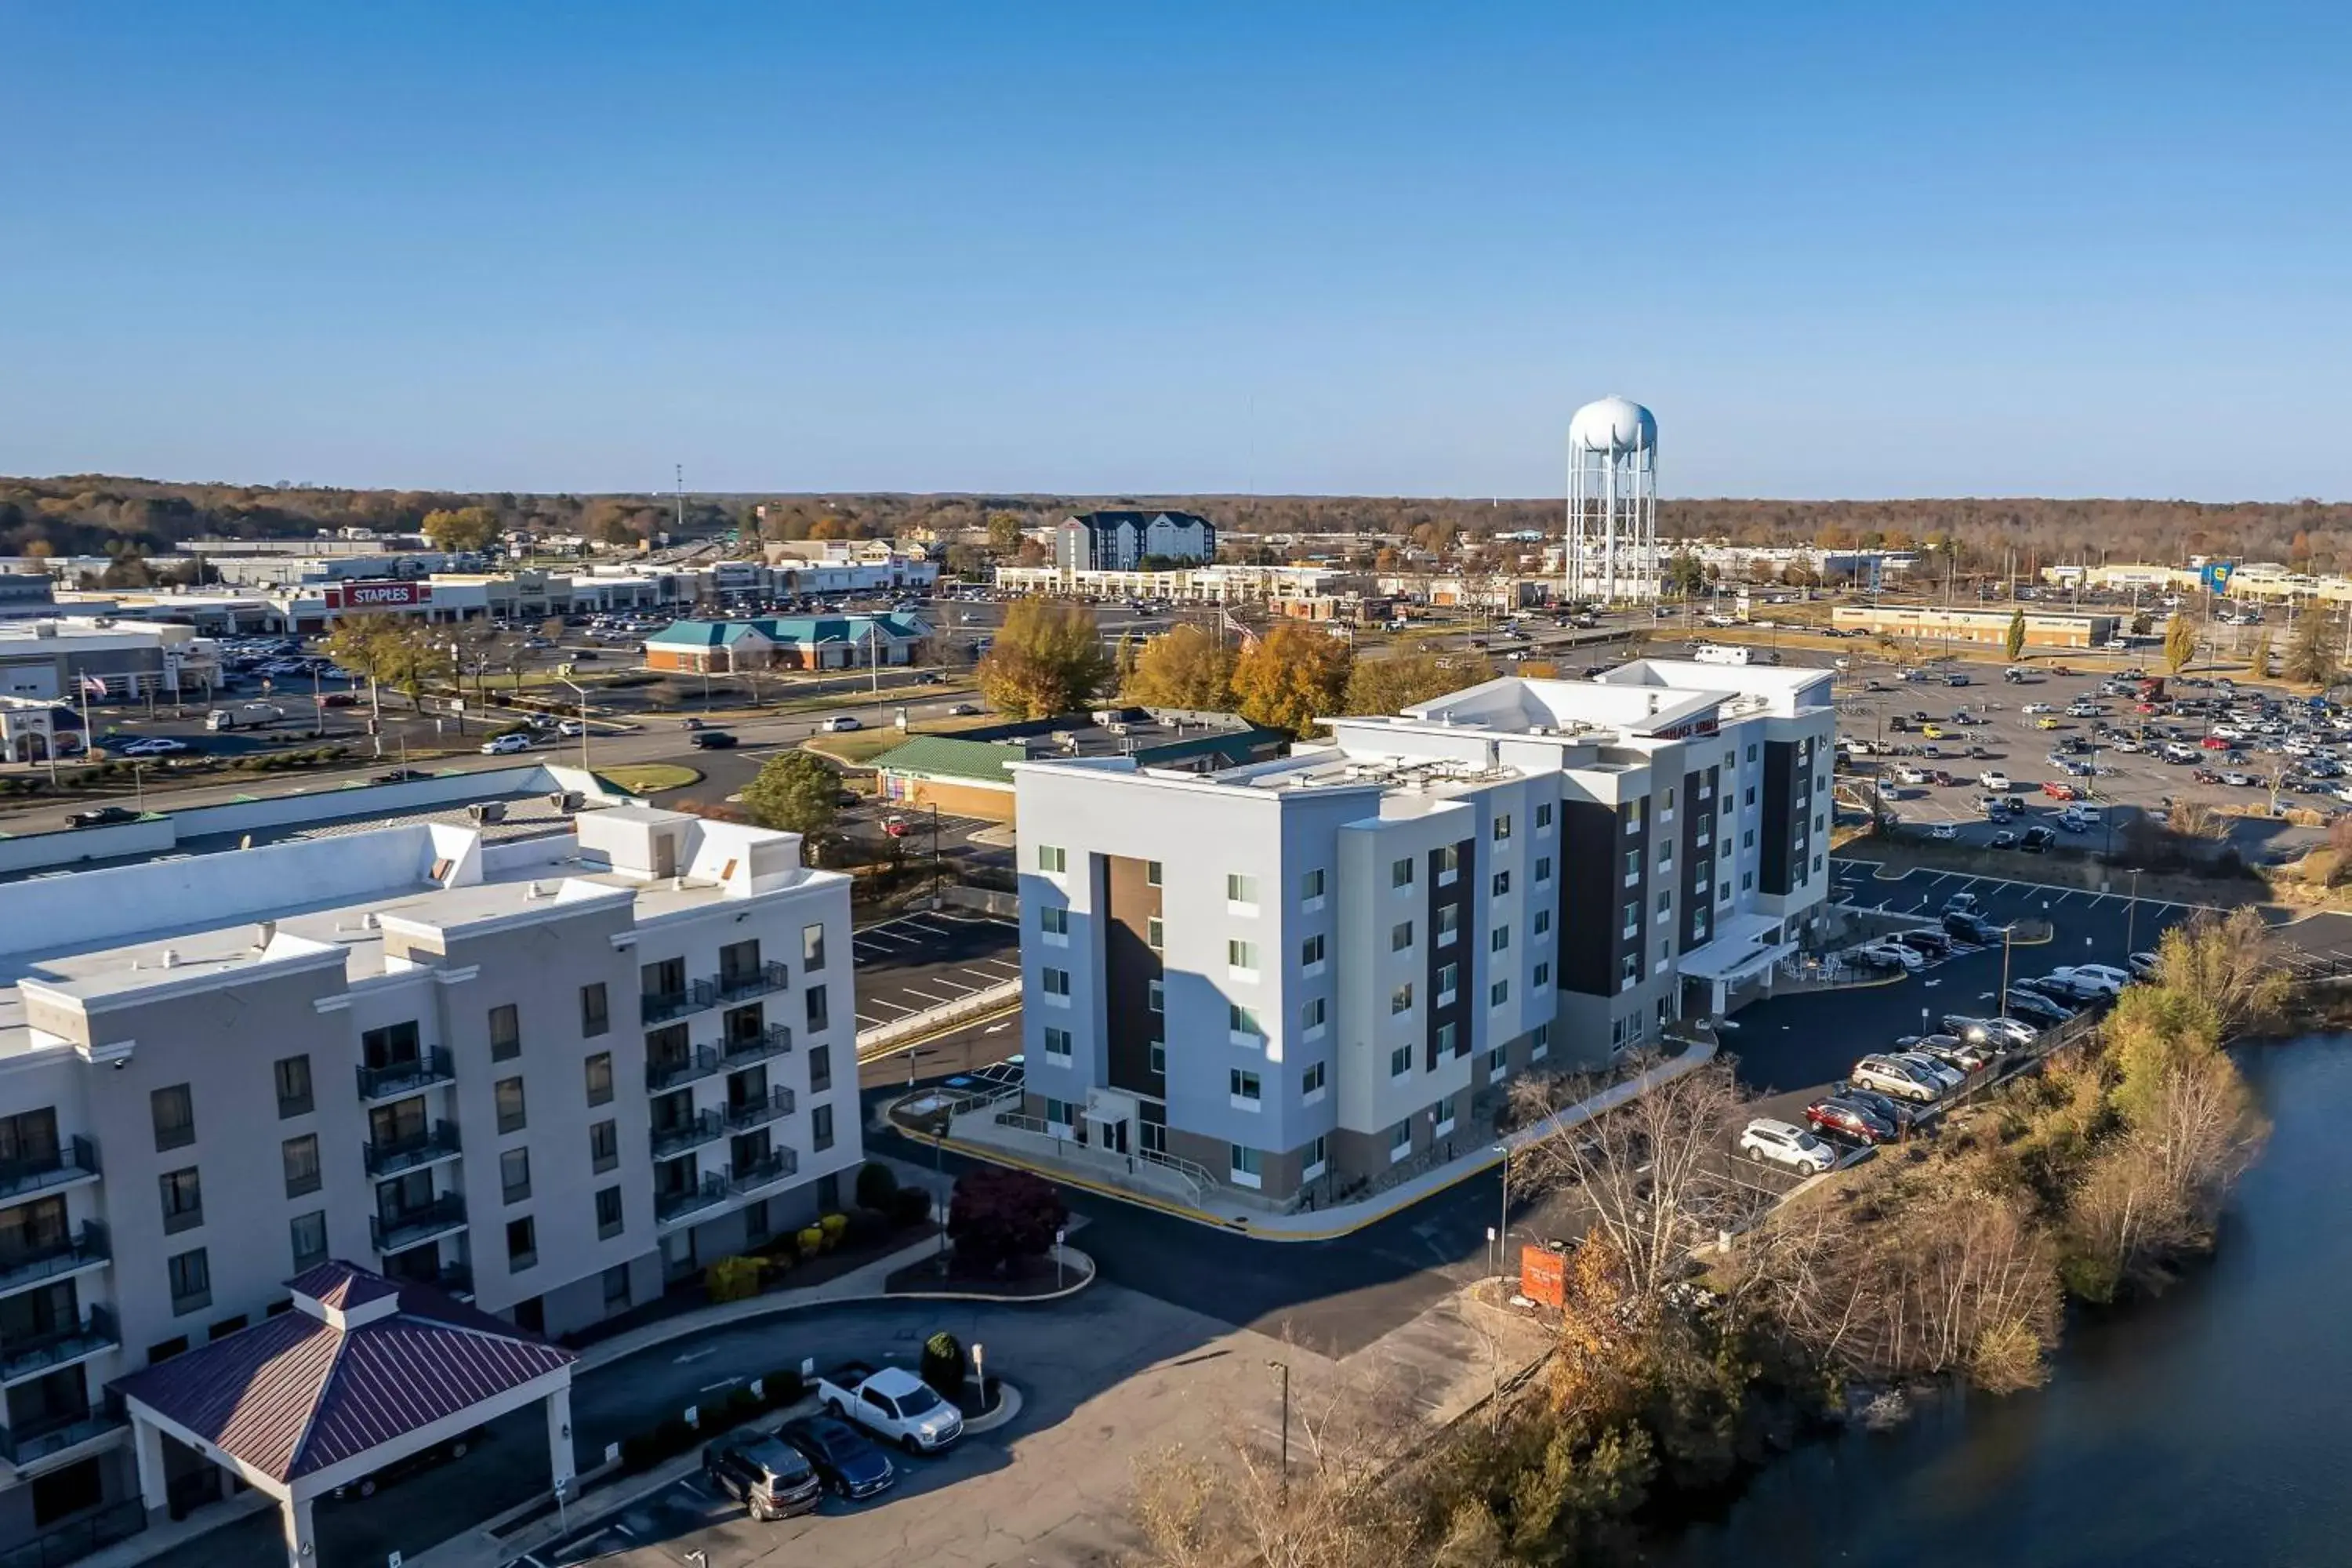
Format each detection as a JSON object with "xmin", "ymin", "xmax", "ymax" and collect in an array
[
  {"xmin": 861, "ymin": 997, "xmax": 916, "ymax": 1017},
  {"xmin": 929, "ymin": 976, "xmax": 978, "ymax": 994},
  {"xmin": 900, "ymin": 987, "xmax": 954, "ymax": 1004}
]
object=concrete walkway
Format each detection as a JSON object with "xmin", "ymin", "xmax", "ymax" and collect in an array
[{"xmin": 930, "ymin": 1041, "xmax": 1719, "ymax": 1241}]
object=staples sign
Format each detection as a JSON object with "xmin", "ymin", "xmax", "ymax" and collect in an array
[{"xmin": 334, "ymin": 582, "xmax": 429, "ymax": 609}]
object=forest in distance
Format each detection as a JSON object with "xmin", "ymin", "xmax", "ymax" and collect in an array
[{"xmin": 3, "ymin": 474, "xmax": 2347, "ymax": 579}]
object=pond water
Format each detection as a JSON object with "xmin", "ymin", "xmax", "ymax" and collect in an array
[{"xmin": 1659, "ymin": 1033, "xmax": 2352, "ymax": 1568}]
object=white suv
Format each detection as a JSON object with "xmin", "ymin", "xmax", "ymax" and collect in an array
[{"xmin": 1739, "ymin": 1119, "xmax": 1836, "ymax": 1174}]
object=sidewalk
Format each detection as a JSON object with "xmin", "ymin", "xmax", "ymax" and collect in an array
[{"xmin": 927, "ymin": 1042, "xmax": 1719, "ymax": 1241}]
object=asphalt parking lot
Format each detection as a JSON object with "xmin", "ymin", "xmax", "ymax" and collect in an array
[
  {"xmin": 1831, "ymin": 656, "xmax": 2341, "ymax": 863},
  {"xmin": 851, "ymin": 913, "xmax": 1022, "ymax": 1033}
]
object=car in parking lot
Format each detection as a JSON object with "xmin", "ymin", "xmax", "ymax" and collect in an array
[
  {"xmin": 2039, "ymin": 967, "xmax": 2122, "ymax": 1001},
  {"xmin": 945, "ymin": 702, "xmax": 981, "ymax": 717},
  {"xmin": 821, "ymin": 714, "xmax": 864, "ymax": 732},
  {"xmin": 778, "ymin": 1414, "xmax": 897, "ymax": 1501},
  {"xmin": 481, "ymin": 733, "xmax": 533, "ymax": 755},
  {"xmin": 1854, "ymin": 940, "xmax": 1924, "ymax": 973},
  {"xmin": 1805, "ymin": 1096, "xmax": 1898, "ymax": 1145},
  {"xmin": 1978, "ymin": 770, "xmax": 2012, "ymax": 791},
  {"xmin": 1836, "ymin": 1084, "xmax": 1917, "ymax": 1133},
  {"xmin": 1891, "ymin": 928, "xmax": 1952, "ymax": 960},
  {"xmin": 1852, "ymin": 1054, "xmax": 1943, "ymax": 1103},
  {"xmin": 1904, "ymin": 1033, "xmax": 1993, "ymax": 1074},
  {"xmin": 67, "ymin": 805, "xmax": 142, "ymax": 829},
  {"xmin": 1893, "ymin": 1050, "xmax": 1967, "ymax": 1092},
  {"xmin": 2127, "ymin": 949, "xmax": 2162, "ymax": 980},
  {"xmin": 2005, "ymin": 989, "xmax": 2074, "ymax": 1025},
  {"xmin": 1739, "ymin": 1118, "xmax": 1838, "ymax": 1173},
  {"xmin": 703, "ymin": 1433, "xmax": 825, "ymax": 1521},
  {"xmin": 118, "ymin": 737, "xmax": 189, "ymax": 757},
  {"xmin": 2019, "ymin": 826, "xmax": 2056, "ymax": 852},
  {"xmin": 690, "ymin": 730, "xmax": 739, "ymax": 750},
  {"xmin": 1989, "ymin": 829, "xmax": 2020, "ymax": 849}
]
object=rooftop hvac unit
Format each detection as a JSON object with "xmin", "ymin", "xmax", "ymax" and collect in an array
[
  {"xmin": 547, "ymin": 790, "xmax": 585, "ymax": 812},
  {"xmin": 468, "ymin": 801, "xmax": 507, "ymax": 825}
]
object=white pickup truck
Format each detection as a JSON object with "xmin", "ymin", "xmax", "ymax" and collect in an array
[{"xmin": 814, "ymin": 1363, "xmax": 964, "ymax": 1454}]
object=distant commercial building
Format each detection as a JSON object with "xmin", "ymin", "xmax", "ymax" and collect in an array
[
  {"xmin": 1008, "ymin": 663, "xmax": 1835, "ymax": 1205},
  {"xmin": 0, "ymin": 619, "xmax": 220, "ymax": 704},
  {"xmin": 0, "ymin": 800, "xmax": 860, "ymax": 1549},
  {"xmin": 993, "ymin": 563, "xmax": 1349, "ymax": 603},
  {"xmin": 1053, "ymin": 512, "xmax": 1216, "ymax": 573},
  {"xmin": 1830, "ymin": 605, "xmax": 2118, "ymax": 648},
  {"xmin": 641, "ymin": 613, "xmax": 930, "ymax": 674},
  {"xmin": 871, "ymin": 710, "xmax": 1286, "ymax": 822},
  {"xmin": 0, "ymin": 577, "xmax": 61, "ymax": 622}
]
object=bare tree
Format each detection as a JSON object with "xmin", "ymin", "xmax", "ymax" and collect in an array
[
  {"xmin": 1127, "ymin": 1362, "xmax": 1429, "ymax": 1568},
  {"xmin": 1507, "ymin": 1055, "xmax": 1773, "ymax": 1301}
]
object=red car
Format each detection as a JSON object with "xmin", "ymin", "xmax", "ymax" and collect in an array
[
  {"xmin": 2200, "ymin": 735, "xmax": 2233, "ymax": 750},
  {"xmin": 2042, "ymin": 781, "xmax": 2081, "ymax": 800},
  {"xmin": 1805, "ymin": 1097, "xmax": 1895, "ymax": 1145},
  {"xmin": 884, "ymin": 817, "xmax": 914, "ymax": 838}
]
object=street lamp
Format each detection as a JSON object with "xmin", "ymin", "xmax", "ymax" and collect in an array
[
  {"xmin": 1266, "ymin": 1360, "xmax": 1290, "ymax": 1508},
  {"xmin": 554, "ymin": 677, "xmax": 591, "ymax": 771}
]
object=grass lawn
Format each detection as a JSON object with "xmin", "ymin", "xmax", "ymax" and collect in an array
[{"xmin": 593, "ymin": 763, "xmax": 702, "ymax": 795}]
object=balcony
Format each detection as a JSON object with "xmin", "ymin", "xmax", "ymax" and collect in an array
[
  {"xmin": 729, "ymin": 1148, "xmax": 799, "ymax": 1195},
  {"xmin": 0, "ymin": 1138, "xmax": 100, "ymax": 1207},
  {"xmin": 723, "ymin": 1087, "xmax": 796, "ymax": 1134},
  {"xmin": 646, "ymin": 1045, "xmax": 723, "ymax": 1094},
  {"xmin": 642, "ymin": 978, "xmax": 717, "ymax": 1027},
  {"xmin": 357, "ymin": 1049, "xmax": 456, "ymax": 1105},
  {"xmin": 0, "ymin": 1308, "xmax": 119, "ymax": 1388},
  {"xmin": 365, "ymin": 1121, "xmax": 463, "ymax": 1181},
  {"xmin": 713, "ymin": 960, "xmax": 791, "ymax": 1005},
  {"xmin": 0, "ymin": 1405, "xmax": 125, "ymax": 1471},
  {"xmin": 655, "ymin": 1174, "xmax": 730, "ymax": 1228},
  {"xmin": 0, "ymin": 1225, "xmax": 109, "ymax": 1300},
  {"xmin": 650, "ymin": 1110, "xmax": 726, "ymax": 1162},
  {"xmin": 717, "ymin": 1024, "xmax": 793, "ymax": 1070},
  {"xmin": 370, "ymin": 1193, "xmax": 467, "ymax": 1255}
]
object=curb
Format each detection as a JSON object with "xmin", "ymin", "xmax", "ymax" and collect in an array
[
  {"xmin": 856, "ymin": 1000, "xmax": 1022, "ymax": 1063},
  {"xmin": 962, "ymin": 1380, "xmax": 1025, "ymax": 1436}
]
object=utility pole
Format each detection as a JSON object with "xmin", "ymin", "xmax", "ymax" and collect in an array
[
  {"xmin": 1999, "ymin": 927, "xmax": 2013, "ymax": 1021},
  {"xmin": 1266, "ymin": 1360, "xmax": 1290, "ymax": 1509},
  {"xmin": 674, "ymin": 463, "xmax": 685, "ymax": 542}
]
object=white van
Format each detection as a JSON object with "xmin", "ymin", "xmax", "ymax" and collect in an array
[{"xmin": 1692, "ymin": 643, "xmax": 1755, "ymax": 666}]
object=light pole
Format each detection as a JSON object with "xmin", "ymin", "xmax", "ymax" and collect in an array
[
  {"xmin": 555, "ymin": 677, "xmax": 590, "ymax": 771},
  {"xmin": 1999, "ymin": 926, "xmax": 2014, "ymax": 1021},
  {"xmin": 1266, "ymin": 1359, "xmax": 1290, "ymax": 1509},
  {"xmin": 1494, "ymin": 1142, "xmax": 1512, "ymax": 1279},
  {"xmin": 2125, "ymin": 867, "xmax": 2141, "ymax": 957}
]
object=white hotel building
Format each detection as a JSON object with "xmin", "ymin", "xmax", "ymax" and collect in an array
[
  {"xmin": 0, "ymin": 804, "xmax": 859, "ymax": 1550},
  {"xmin": 1011, "ymin": 662, "xmax": 1835, "ymax": 1203}
]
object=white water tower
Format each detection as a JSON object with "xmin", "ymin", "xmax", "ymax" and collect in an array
[{"xmin": 1566, "ymin": 394, "xmax": 1659, "ymax": 604}]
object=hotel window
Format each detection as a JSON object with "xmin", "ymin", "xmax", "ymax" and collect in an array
[
  {"xmin": 1488, "ymin": 1046, "xmax": 1507, "ymax": 1083},
  {"xmin": 585, "ymin": 1051, "xmax": 614, "ymax": 1106},
  {"xmin": 1301, "ymin": 997, "xmax": 1327, "ymax": 1032},
  {"xmin": 1040, "ymin": 905, "xmax": 1069, "ymax": 936},
  {"xmin": 1743, "ymin": 829, "xmax": 1755, "ymax": 849},
  {"xmin": 1036, "ymin": 844, "xmax": 1066, "ymax": 873},
  {"xmin": 1536, "ymin": 802, "xmax": 1553, "ymax": 831},
  {"xmin": 1438, "ymin": 1021, "xmax": 1459, "ymax": 1055},
  {"xmin": 1436, "ymin": 845, "xmax": 1461, "ymax": 881},
  {"xmin": 1145, "ymin": 860, "xmax": 1163, "ymax": 886},
  {"xmin": 1148, "ymin": 916, "xmax": 1164, "ymax": 950},
  {"xmin": 495, "ymin": 1077, "xmax": 527, "ymax": 1134},
  {"xmin": 1743, "ymin": 871, "xmax": 1755, "ymax": 891},
  {"xmin": 488, "ymin": 1004, "xmax": 521, "ymax": 1062},
  {"xmin": 1437, "ymin": 962, "xmax": 1458, "ymax": 996},
  {"xmin": 1149, "ymin": 1041, "xmax": 1166, "ymax": 1074},
  {"xmin": 1531, "ymin": 1023, "xmax": 1551, "ymax": 1060},
  {"xmin": 812, "ymin": 1105, "xmax": 835, "ymax": 1152},
  {"xmin": 1493, "ymin": 814, "xmax": 1512, "ymax": 842},
  {"xmin": 1301, "ymin": 868, "xmax": 1327, "ymax": 901},
  {"xmin": 1535, "ymin": 857, "xmax": 1552, "ymax": 884},
  {"xmin": 289, "ymin": 1211, "xmax": 328, "ymax": 1273},
  {"xmin": 1389, "ymin": 1123, "xmax": 1413, "ymax": 1159},
  {"xmin": 1624, "ymin": 848, "xmax": 1640, "ymax": 877},
  {"xmin": 1041, "ymin": 967, "xmax": 1070, "ymax": 997},
  {"xmin": 1492, "ymin": 869, "xmax": 1512, "ymax": 897},
  {"xmin": 1226, "ymin": 873, "xmax": 1258, "ymax": 906},
  {"xmin": 1437, "ymin": 906, "xmax": 1460, "ymax": 943},
  {"xmin": 1389, "ymin": 1046, "xmax": 1412, "ymax": 1080},
  {"xmin": 152, "ymin": 1084, "xmax": 195, "ymax": 1152},
  {"xmin": 167, "ymin": 1249, "xmax": 212, "ymax": 1316},
  {"xmin": 1147, "ymin": 978, "xmax": 1163, "ymax": 1012},
  {"xmin": 802, "ymin": 923, "xmax": 827, "ymax": 971},
  {"xmin": 506, "ymin": 1217, "xmax": 537, "ymax": 1272},
  {"xmin": 596, "ymin": 1187, "xmax": 625, "ymax": 1241},
  {"xmin": 1301, "ymin": 934, "xmax": 1325, "ymax": 967},
  {"xmin": 1301, "ymin": 1062, "xmax": 1327, "ymax": 1097},
  {"xmin": 274, "ymin": 1055, "xmax": 313, "ymax": 1119},
  {"xmin": 1392, "ymin": 920, "xmax": 1414, "ymax": 952},
  {"xmin": 1392, "ymin": 858, "xmax": 1415, "ymax": 888},
  {"xmin": 158, "ymin": 1167, "xmax": 203, "ymax": 1235},
  {"xmin": 1304, "ymin": 1134, "xmax": 1328, "ymax": 1178},
  {"xmin": 1534, "ymin": 960, "xmax": 1551, "ymax": 988},
  {"xmin": 1621, "ymin": 953, "xmax": 1639, "ymax": 982},
  {"xmin": 1043, "ymin": 1026, "xmax": 1073, "ymax": 1062},
  {"xmin": 1490, "ymin": 926, "xmax": 1510, "ymax": 953},
  {"xmin": 501, "ymin": 1148, "xmax": 532, "ymax": 1204},
  {"xmin": 1228, "ymin": 939, "xmax": 1258, "ymax": 973},
  {"xmin": 1391, "ymin": 982, "xmax": 1414, "ymax": 1015},
  {"xmin": 1229, "ymin": 1004, "xmax": 1263, "ymax": 1039},
  {"xmin": 1744, "ymin": 786, "xmax": 1757, "ymax": 807},
  {"xmin": 590, "ymin": 1119, "xmax": 619, "ymax": 1174},
  {"xmin": 283, "ymin": 1134, "xmax": 321, "ymax": 1199},
  {"xmin": 1230, "ymin": 1145, "xmax": 1263, "ymax": 1186},
  {"xmin": 1490, "ymin": 979, "xmax": 1509, "ymax": 1007},
  {"xmin": 1229, "ymin": 1069, "xmax": 1261, "ymax": 1105},
  {"xmin": 1747, "ymin": 743, "xmax": 1759, "ymax": 762},
  {"xmin": 580, "ymin": 982, "xmax": 610, "ymax": 1037},
  {"xmin": 1533, "ymin": 908, "xmax": 1551, "ymax": 937},
  {"xmin": 805, "ymin": 984, "xmax": 830, "ymax": 1033},
  {"xmin": 1658, "ymin": 891, "xmax": 1672, "ymax": 914}
]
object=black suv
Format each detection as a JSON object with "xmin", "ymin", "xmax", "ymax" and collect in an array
[
  {"xmin": 690, "ymin": 730, "xmax": 739, "ymax": 750},
  {"xmin": 704, "ymin": 1433, "xmax": 824, "ymax": 1521},
  {"xmin": 1944, "ymin": 912, "xmax": 2002, "ymax": 945},
  {"xmin": 1892, "ymin": 929, "xmax": 1952, "ymax": 960}
]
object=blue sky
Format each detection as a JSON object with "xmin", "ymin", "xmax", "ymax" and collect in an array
[{"xmin": 3, "ymin": 2, "xmax": 2347, "ymax": 499}]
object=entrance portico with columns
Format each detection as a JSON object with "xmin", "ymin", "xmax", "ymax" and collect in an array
[{"xmin": 109, "ymin": 1262, "xmax": 575, "ymax": 1567}]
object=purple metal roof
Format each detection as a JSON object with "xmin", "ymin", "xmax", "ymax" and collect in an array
[
  {"xmin": 286, "ymin": 1261, "xmax": 401, "ymax": 1312},
  {"xmin": 111, "ymin": 1264, "xmax": 574, "ymax": 1483}
]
